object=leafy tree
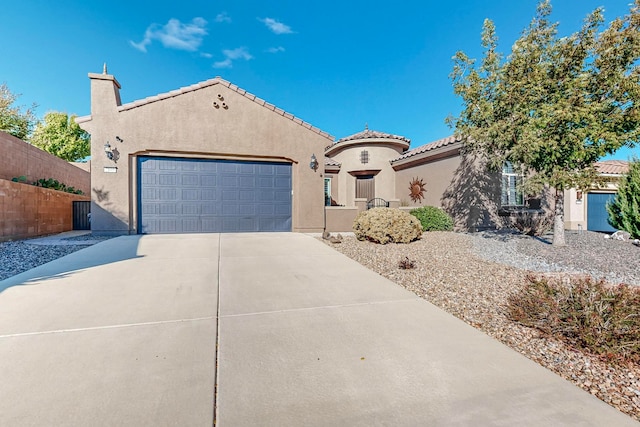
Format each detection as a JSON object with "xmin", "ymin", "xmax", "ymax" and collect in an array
[
  {"xmin": 0, "ymin": 83, "xmax": 38, "ymax": 140},
  {"xmin": 448, "ymin": 1, "xmax": 640, "ymax": 246},
  {"xmin": 607, "ymin": 159, "xmax": 640, "ymax": 238},
  {"xmin": 30, "ymin": 111, "xmax": 90, "ymax": 162}
]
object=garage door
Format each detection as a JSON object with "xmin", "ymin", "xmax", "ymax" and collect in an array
[
  {"xmin": 138, "ymin": 157, "xmax": 292, "ymax": 233},
  {"xmin": 587, "ymin": 192, "xmax": 616, "ymax": 233}
]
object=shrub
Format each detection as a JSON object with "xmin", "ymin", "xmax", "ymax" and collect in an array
[
  {"xmin": 409, "ymin": 206, "xmax": 453, "ymax": 231},
  {"xmin": 607, "ymin": 158, "xmax": 640, "ymax": 239},
  {"xmin": 507, "ymin": 275, "xmax": 640, "ymax": 362},
  {"xmin": 353, "ymin": 207, "xmax": 422, "ymax": 244},
  {"xmin": 509, "ymin": 210, "xmax": 553, "ymax": 236}
]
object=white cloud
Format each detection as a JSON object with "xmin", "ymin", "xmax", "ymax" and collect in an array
[
  {"xmin": 130, "ymin": 17, "xmax": 208, "ymax": 53},
  {"xmin": 213, "ymin": 58, "xmax": 233, "ymax": 69},
  {"xmin": 200, "ymin": 52, "xmax": 213, "ymax": 58},
  {"xmin": 215, "ymin": 12, "xmax": 231, "ymax": 23},
  {"xmin": 213, "ymin": 47, "xmax": 253, "ymax": 69},
  {"xmin": 259, "ymin": 18, "xmax": 293, "ymax": 34},
  {"xmin": 266, "ymin": 46, "xmax": 285, "ymax": 53}
]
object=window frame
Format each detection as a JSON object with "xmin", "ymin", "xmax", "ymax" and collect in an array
[
  {"xmin": 324, "ymin": 177, "xmax": 332, "ymax": 206},
  {"xmin": 501, "ymin": 162, "xmax": 525, "ymax": 207}
]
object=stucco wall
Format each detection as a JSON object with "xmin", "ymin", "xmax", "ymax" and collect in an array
[
  {"xmin": 395, "ymin": 151, "xmax": 503, "ymax": 231},
  {"xmin": 79, "ymin": 74, "xmax": 330, "ymax": 234},
  {"xmin": 330, "ymin": 144, "xmax": 403, "ymax": 206},
  {"xmin": 0, "ymin": 179, "xmax": 90, "ymax": 241},
  {"xmin": 0, "ymin": 131, "xmax": 90, "ymax": 194},
  {"xmin": 394, "ymin": 154, "xmax": 462, "ymax": 208}
]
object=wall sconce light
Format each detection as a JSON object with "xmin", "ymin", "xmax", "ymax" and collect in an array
[
  {"xmin": 309, "ymin": 154, "xmax": 319, "ymax": 171},
  {"xmin": 104, "ymin": 142, "xmax": 114, "ymax": 160},
  {"xmin": 576, "ymin": 190, "xmax": 583, "ymax": 204}
]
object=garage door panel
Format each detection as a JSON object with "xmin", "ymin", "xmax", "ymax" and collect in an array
[
  {"xmin": 201, "ymin": 189, "xmax": 216, "ymax": 200},
  {"xmin": 181, "ymin": 174, "xmax": 198, "ymax": 186},
  {"xmin": 159, "ymin": 204, "xmax": 176, "ymax": 215},
  {"xmin": 138, "ymin": 157, "xmax": 291, "ymax": 234},
  {"xmin": 222, "ymin": 191, "xmax": 237, "ymax": 201},
  {"xmin": 160, "ymin": 189, "xmax": 177, "ymax": 200},
  {"xmin": 274, "ymin": 190, "xmax": 290, "ymax": 202},
  {"xmin": 182, "ymin": 204, "xmax": 200, "ymax": 215},
  {"xmin": 182, "ymin": 218, "xmax": 200, "ymax": 232},
  {"xmin": 201, "ymin": 175, "xmax": 217, "ymax": 187},
  {"xmin": 182, "ymin": 189, "xmax": 199, "ymax": 201}
]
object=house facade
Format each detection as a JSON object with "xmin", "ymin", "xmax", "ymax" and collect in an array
[
  {"xmin": 77, "ymin": 69, "xmax": 331, "ymax": 235},
  {"xmin": 79, "ymin": 70, "xmax": 625, "ymax": 235}
]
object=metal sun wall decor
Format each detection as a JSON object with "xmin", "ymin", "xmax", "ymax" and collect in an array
[{"xmin": 409, "ymin": 177, "xmax": 426, "ymax": 202}]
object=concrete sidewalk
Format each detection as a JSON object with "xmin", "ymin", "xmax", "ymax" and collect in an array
[{"xmin": 0, "ymin": 233, "xmax": 637, "ymax": 426}]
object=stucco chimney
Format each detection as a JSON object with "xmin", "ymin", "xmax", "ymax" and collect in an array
[{"xmin": 88, "ymin": 64, "xmax": 122, "ymax": 116}]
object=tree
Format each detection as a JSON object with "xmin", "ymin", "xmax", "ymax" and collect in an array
[
  {"xmin": 30, "ymin": 111, "xmax": 90, "ymax": 162},
  {"xmin": 0, "ymin": 83, "xmax": 38, "ymax": 140},
  {"xmin": 607, "ymin": 159, "xmax": 640, "ymax": 238},
  {"xmin": 448, "ymin": 0, "xmax": 640, "ymax": 246}
]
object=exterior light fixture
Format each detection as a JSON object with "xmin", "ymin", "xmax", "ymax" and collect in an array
[
  {"xmin": 309, "ymin": 154, "xmax": 319, "ymax": 171},
  {"xmin": 104, "ymin": 142, "xmax": 114, "ymax": 160}
]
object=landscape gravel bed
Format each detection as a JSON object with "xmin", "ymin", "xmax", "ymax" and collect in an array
[
  {"xmin": 0, "ymin": 234, "xmax": 114, "ymax": 281},
  {"xmin": 323, "ymin": 231, "xmax": 640, "ymax": 421}
]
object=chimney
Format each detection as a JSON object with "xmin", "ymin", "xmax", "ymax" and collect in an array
[{"xmin": 88, "ymin": 63, "xmax": 122, "ymax": 117}]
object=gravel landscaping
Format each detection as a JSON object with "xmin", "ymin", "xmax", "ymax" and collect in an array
[
  {"xmin": 0, "ymin": 234, "xmax": 114, "ymax": 281},
  {"xmin": 323, "ymin": 230, "xmax": 640, "ymax": 422}
]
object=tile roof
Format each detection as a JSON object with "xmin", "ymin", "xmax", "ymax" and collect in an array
[
  {"xmin": 334, "ymin": 127, "xmax": 410, "ymax": 144},
  {"xmin": 391, "ymin": 135, "xmax": 462, "ymax": 163},
  {"xmin": 324, "ymin": 157, "xmax": 341, "ymax": 167},
  {"xmin": 595, "ymin": 160, "xmax": 629, "ymax": 175},
  {"xmin": 79, "ymin": 76, "xmax": 334, "ymax": 140}
]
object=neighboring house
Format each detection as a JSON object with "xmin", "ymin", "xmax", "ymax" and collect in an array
[
  {"xmin": 564, "ymin": 160, "xmax": 629, "ymax": 233},
  {"xmin": 77, "ymin": 69, "xmax": 627, "ymax": 235}
]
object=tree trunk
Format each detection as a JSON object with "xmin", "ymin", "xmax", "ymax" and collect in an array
[{"xmin": 553, "ymin": 188, "xmax": 566, "ymax": 246}]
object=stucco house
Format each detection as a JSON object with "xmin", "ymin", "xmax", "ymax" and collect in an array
[
  {"xmin": 77, "ymin": 69, "xmax": 331, "ymax": 234},
  {"xmin": 78, "ymin": 69, "xmax": 627, "ymax": 235}
]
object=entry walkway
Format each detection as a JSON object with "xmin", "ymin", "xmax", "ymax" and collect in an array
[{"xmin": 0, "ymin": 233, "xmax": 637, "ymax": 426}]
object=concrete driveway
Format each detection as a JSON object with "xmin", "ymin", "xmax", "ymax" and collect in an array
[{"xmin": 0, "ymin": 233, "xmax": 637, "ymax": 426}]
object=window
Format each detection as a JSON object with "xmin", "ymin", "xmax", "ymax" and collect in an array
[
  {"xmin": 501, "ymin": 162, "xmax": 524, "ymax": 206},
  {"xmin": 360, "ymin": 150, "xmax": 369, "ymax": 164},
  {"xmin": 324, "ymin": 177, "xmax": 332, "ymax": 206}
]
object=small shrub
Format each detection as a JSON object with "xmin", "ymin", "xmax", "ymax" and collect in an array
[
  {"xmin": 398, "ymin": 257, "xmax": 416, "ymax": 269},
  {"xmin": 353, "ymin": 207, "xmax": 422, "ymax": 244},
  {"xmin": 507, "ymin": 275, "xmax": 640, "ymax": 362},
  {"xmin": 509, "ymin": 210, "xmax": 553, "ymax": 236},
  {"xmin": 409, "ymin": 206, "xmax": 453, "ymax": 231},
  {"xmin": 11, "ymin": 175, "xmax": 28, "ymax": 183}
]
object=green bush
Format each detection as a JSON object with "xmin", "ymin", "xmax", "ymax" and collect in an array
[
  {"xmin": 507, "ymin": 275, "xmax": 640, "ymax": 362},
  {"xmin": 607, "ymin": 158, "xmax": 640, "ymax": 239},
  {"xmin": 409, "ymin": 206, "xmax": 453, "ymax": 231},
  {"xmin": 353, "ymin": 207, "xmax": 422, "ymax": 244}
]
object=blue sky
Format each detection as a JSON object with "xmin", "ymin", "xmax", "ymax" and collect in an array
[{"xmin": 1, "ymin": 0, "xmax": 637, "ymax": 160}]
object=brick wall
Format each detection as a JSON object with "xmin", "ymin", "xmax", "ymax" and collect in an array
[
  {"xmin": 0, "ymin": 179, "xmax": 90, "ymax": 241},
  {"xmin": 0, "ymin": 131, "xmax": 90, "ymax": 194}
]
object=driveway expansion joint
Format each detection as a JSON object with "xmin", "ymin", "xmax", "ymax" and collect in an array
[
  {"xmin": 0, "ymin": 316, "xmax": 216, "ymax": 339},
  {"xmin": 220, "ymin": 298, "xmax": 418, "ymax": 318}
]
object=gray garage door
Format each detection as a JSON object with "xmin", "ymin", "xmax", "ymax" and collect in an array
[
  {"xmin": 587, "ymin": 192, "xmax": 617, "ymax": 233},
  {"xmin": 138, "ymin": 157, "xmax": 292, "ymax": 233}
]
